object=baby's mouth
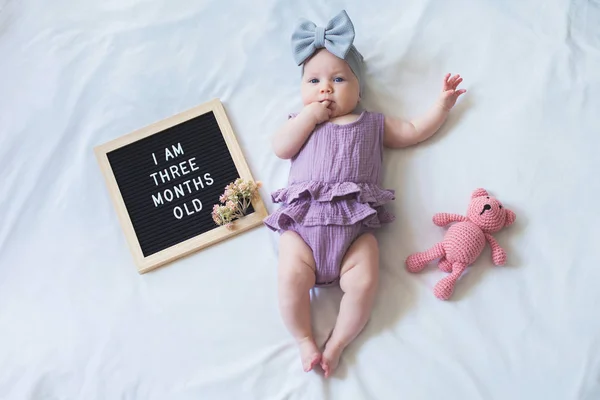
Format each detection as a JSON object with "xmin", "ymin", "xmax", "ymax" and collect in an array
[{"xmin": 480, "ymin": 204, "xmax": 492, "ymax": 215}]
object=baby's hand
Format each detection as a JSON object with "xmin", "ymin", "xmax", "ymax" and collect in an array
[
  {"xmin": 438, "ymin": 73, "xmax": 466, "ymax": 111},
  {"xmin": 302, "ymin": 101, "xmax": 332, "ymax": 125}
]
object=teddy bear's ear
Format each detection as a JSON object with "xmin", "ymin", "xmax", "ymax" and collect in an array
[
  {"xmin": 505, "ymin": 209, "xmax": 516, "ymax": 227},
  {"xmin": 471, "ymin": 188, "xmax": 489, "ymax": 199}
]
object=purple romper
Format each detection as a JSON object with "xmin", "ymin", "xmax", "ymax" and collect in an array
[{"xmin": 263, "ymin": 111, "xmax": 395, "ymax": 286}]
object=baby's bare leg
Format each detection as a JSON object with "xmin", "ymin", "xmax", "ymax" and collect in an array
[
  {"xmin": 321, "ymin": 232, "xmax": 379, "ymax": 378},
  {"xmin": 277, "ymin": 230, "xmax": 320, "ymax": 372}
]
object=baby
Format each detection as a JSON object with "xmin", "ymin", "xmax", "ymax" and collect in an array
[{"xmin": 263, "ymin": 10, "xmax": 465, "ymax": 377}]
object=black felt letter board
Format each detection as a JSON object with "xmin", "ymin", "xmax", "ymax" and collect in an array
[{"xmin": 106, "ymin": 111, "xmax": 251, "ymax": 257}]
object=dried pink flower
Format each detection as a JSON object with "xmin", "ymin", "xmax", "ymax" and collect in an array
[{"xmin": 211, "ymin": 177, "xmax": 261, "ymax": 228}]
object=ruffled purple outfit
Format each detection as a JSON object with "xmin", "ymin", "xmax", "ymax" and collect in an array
[{"xmin": 264, "ymin": 111, "xmax": 395, "ymax": 285}]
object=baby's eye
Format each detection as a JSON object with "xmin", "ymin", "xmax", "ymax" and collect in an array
[
  {"xmin": 499, "ymin": 205, "xmax": 503, "ymax": 209},
  {"xmin": 333, "ymin": 77, "xmax": 344, "ymax": 83},
  {"xmin": 309, "ymin": 78, "xmax": 319, "ymax": 84}
]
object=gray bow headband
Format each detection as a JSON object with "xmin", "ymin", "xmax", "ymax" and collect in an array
[{"xmin": 291, "ymin": 10, "xmax": 364, "ymax": 94}]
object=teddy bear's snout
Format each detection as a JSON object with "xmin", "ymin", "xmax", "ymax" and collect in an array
[{"xmin": 480, "ymin": 204, "xmax": 492, "ymax": 215}]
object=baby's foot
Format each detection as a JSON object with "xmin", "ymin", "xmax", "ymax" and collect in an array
[
  {"xmin": 298, "ymin": 337, "xmax": 321, "ymax": 372},
  {"xmin": 321, "ymin": 341, "xmax": 344, "ymax": 378}
]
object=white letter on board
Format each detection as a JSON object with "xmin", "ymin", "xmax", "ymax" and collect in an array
[
  {"xmin": 192, "ymin": 176, "xmax": 204, "ymax": 190},
  {"xmin": 164, "ymin": 189, "xmax": 174, "ymax": 202},
  {"xmin": 174, "ymin": 184, "xmax": 185, "ymax": 198},
  {"xmin": 152, "ymin": 153, "xmax": 158, "ymax": 165},
  {"xmin": 184, "ymin": 202, "xmax": 194, "ymax": 216},
  {"xmin": 165, "ymin": 147, "xmax": 174, "ymax": 161},
  {"xmin": 159, "ymin": 169, "xmax": 170, "ymax": 183},
  {"xmin": 152, "ymin": 193, "xmax": 164, "ymax": 207},
  {"xmin": 173, "ymin": 143, "xmax": 184, "ymax": 158},
  {"xmin": 192, "ymin": 198, "xmax": 203, "ymax": 212},
  {"xmin": 182, "ymin": 180, "xmax": 192, "ymax": 193},
  {"xmin": 188, "ymin": 157, "xmax": 199, "ymax": 172},
  {"xmin": 169, "ymin": 165, "xmax": 181, "ymax": 179},
  {"xmin": 150, "ymin": 172, "xmax": 159, "ymax": 186},
  {"xmin": 173, "ymin": 206, "xmax": 183, "ymax": 219},
  {"xmin": 179, "ymin": 160, "xmax": 189, "ymax": 175},
  {"xmin": 204, "ymin": 173, "xmax": 214, "ymax": 186}
]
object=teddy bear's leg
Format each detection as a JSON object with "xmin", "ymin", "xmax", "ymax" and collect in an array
[
  {"xmin": 433, "ymin": 262, "xmax": 468, "ymax": 300},
  {"xmin": 406, "ymin": 243, "xmax": 445, "ymax": 273},
  {"xmin": 438, "ymin": 258, "xmax": 452, "ymax": 273}
]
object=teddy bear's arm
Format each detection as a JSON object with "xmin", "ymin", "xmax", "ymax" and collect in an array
[
  {"xmin": 484, "ymin": 233, "xmax": 507, "ymax": 266},
  {"xmin": 432, "ymin": 213, "xmax": 468, "ymax": 227}
]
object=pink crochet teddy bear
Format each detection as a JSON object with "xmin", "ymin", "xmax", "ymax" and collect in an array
[{"xmin": 405, "ymin": 188, "xmax": 516, "ymax": 300}]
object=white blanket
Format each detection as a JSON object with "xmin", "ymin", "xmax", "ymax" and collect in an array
[{"xmin": 2, "ymin": 0, "xmax": 599, "ymax": 398}]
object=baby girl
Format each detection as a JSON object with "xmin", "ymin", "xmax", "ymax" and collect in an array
[{"xmin": 263, "ymin": 10, "xmax": 465, "ymax": 377}]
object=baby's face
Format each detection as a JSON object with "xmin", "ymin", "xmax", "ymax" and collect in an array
[{"xmin": 301, "ymin": 49, "xmax": 360, "ymax": 118}]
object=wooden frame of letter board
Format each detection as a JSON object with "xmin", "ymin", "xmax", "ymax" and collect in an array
[{"xmin": 94, "ymin": 98, "xmax": 268, "ymax": 274}]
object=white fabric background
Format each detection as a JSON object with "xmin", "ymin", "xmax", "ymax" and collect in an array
[{"xmin": 1, "ymin": 0, "xmax": 599, "ymax": 399}]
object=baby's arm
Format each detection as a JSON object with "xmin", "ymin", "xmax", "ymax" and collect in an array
[
  {"xmin": 383, "ymin": 74, "xmax": 466, "ymax": 148},
  {"xmin": 271, "ymin": 101, "xmax": 332, "ymax": 159}
]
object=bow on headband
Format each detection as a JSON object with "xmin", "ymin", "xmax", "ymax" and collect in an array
[{"xmin": 291, "ymin": 10, "xmax": 356, "ymax": 65}]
